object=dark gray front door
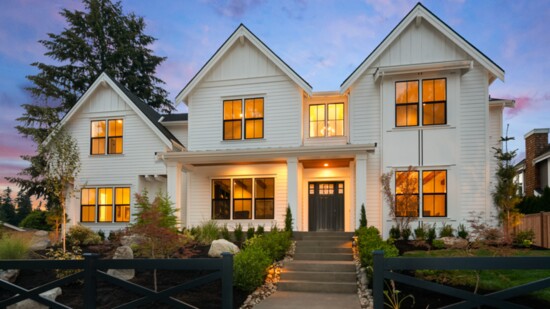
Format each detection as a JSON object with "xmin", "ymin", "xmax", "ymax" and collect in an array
[{"xmin": 308, "ymin": 182, "xmax": 344, "ymax": 231}]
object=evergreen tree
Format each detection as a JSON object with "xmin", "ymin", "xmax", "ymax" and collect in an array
[
  {"xmin": 0, "ymin": 187, "xmax": 17, "ymax": 225},
  {"xmin": 15, "ymin": 191, "xmax": 32, "ymax": 226},
  {"xmin": 492, "ymin": 125, "xmax": 521, "ymax": 239},
  {"xmin": 7, "ymin": 0, "xmax": 172, "ymax": 207}
]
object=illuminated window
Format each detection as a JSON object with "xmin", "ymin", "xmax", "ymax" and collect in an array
[
  {"xmin": 422, "ymin": 79, "xmax": 446, "ymax": 125},
  {"xmin": 97, "ymin": 188, "xmax": 113, "ymax": 222},
  {"xmin": 115, "ymin": 188, "xmax": 131, "ymax": 222},
  {"xmin": 395, "ymin": 81, "xmax": 419, "ymax": 127},
  {"xmin": 81, "ymin": 188, "xmax": 96, "ymax": 222},
  {"xmin": 223, "ymin": 98, "xmax": 264, "ymax": 140},
  {"xmin": 422, "ymin": 170, "xmax": 447, "ymax": 217},
  {"xmin": 309, "ymin": 103, "xmax": 344, "ymax": 137},
  {"xmin": 108, "ymin": 119, "xmax": 123, "ymax": 154},
  {"xmin": 91, "ymin": 121, "xmax": 106, "ymax": 155},
  {"xmin": 91, "ymin": 119, "xmax": 123, "ymax": 155},
  {"xmin": 211, "ymin": 177, "xmax": 275, "ymax": 220},
  {"xmin": 233, "ymin": 179, "xmax": 252, "ymax": 219},
  {"xmin": 255, "ymin": 178, "xmax": 274, "ymax": 219},
  {"xmin": 395, "ymin": 170, "xmax": 419, "ymax": 217}
]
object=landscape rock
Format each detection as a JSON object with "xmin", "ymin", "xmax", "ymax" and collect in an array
[
  {"xmin": 120, "ymin": 234, "xmax": 147, "ymax": 247},
  {"xmin": 0, "ymin": 269, "xmax": 19, "ymax": 283},
  {"xmin": 107, "ymin": 246, "xmax": 135, "ymax": 280},
  {"xmin": 7, "ymin": 287, "xmax": 62, "ymax": 309},
  {"xmin": 208, "ymin": 239, "xmax": 239, "ymax": 258},
  {"xmin": 29, "ymin": 230, "xmax": 50, "ymax": 251},
  {"xmin": 440, "ymin": 237, "xmax": 469, "ymax": 249}
]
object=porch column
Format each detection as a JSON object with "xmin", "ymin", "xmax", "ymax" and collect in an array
[
  {"xmin": 355, "ymin": 153, "xmax": 368, "ymax": 229},
  {"xmin": 287, "ymin": 157, "xmax": 299, "ymax": 230},
  {"xmin": 166, "ymin": 161, "xmax": 183, "ymax": 227}
]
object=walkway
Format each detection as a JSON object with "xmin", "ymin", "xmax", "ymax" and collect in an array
[{"xmin": 254, "ymin": 291, "xmax": 361, "ymax": 309}]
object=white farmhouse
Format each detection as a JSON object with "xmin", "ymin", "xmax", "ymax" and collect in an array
[{"xmin": 60, "ymin": 3, "xmax": 512, "ymax": 236}]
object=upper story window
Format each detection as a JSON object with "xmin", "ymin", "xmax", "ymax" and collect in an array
[
  {"xmin": 223, "ymin": 98, "xmax": 264, "ymax": 140},
  {"xmin": 395, "ymin": 78, "xmax": 446, "ymax": 127},
  {"xmin": 309, "ymin": 103, "xmax": 344, "ymax": 137},
  {"xmin": 395, "ymin": 169, "xmax": 447, "ymax": 218},
  {"xmin": 80, "ymin": 186, "xmax": 130, "ymax": 223},
  {"xmin": 91, "ymin": 119, "xmax": 123, "ymax": 155}
]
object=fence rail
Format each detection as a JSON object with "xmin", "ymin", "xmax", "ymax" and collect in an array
[
  {"xmin": 516, "ymin": 211, "xmax": 550, "ymax": 248},
  {"xmin": 0, "ymin": 253, "xmax": 233, "ymax": 309},
  {"xmin": 372, "ymin": 250, "xmax": 550, "ymax": 309}
]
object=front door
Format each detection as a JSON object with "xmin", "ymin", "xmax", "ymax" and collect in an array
[{"xmin": 308, "ymin": 182, "xmax": 344, "ymax": 231}]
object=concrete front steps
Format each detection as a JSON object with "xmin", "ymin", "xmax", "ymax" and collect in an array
[{"xmin": 278, "ymin": 232, "xmax": 357, "ymax": 294}]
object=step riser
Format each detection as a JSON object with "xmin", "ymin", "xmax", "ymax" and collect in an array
[
  {"xmin": 295, "ymin": 247, "xmax": 352, "ymax": 254},
  {"xmin": 281, "ymin": 272, "xmax": 356, "ymax": 282},
  {"xmin": 296, "ymin": 241, "xmax": 352, "ymax": 247},
  {"xmin": 294, "ymin": 253, "xmax": 353, "ymax": 261},
  {"xmin": 301, "ymin": 236, "xmax": 352, "ymax": 241},
  {"xmin": 284, "ymin": 263, "xmax": 356, "ymax": 272},
  {"xmin": 278, "ymin": 281, "xmax": 356, "ymax": 294},
  {"xmin": 293, "ymin": 232, "xmax": 354, "ymax": 239}
]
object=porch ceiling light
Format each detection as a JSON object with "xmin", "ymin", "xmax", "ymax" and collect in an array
[{"xmin": 324, "ymin": 163, "xmax": 329, "ymax": 167}]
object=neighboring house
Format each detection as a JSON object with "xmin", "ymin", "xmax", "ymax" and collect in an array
[
  {"xmin": 60, "ymin": 3, "xmax": 513, "ymax": 236},
  {"xmin": 515, "ymin": 129, "xmax": 550, "ymax": 197}
]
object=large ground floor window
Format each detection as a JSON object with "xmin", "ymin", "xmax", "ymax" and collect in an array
[
  {"xmin": 81, "ymin": 187, "xmax": 131, "ymax": 223},
  {"xmin": 395, "ymin": 169, "xmax": 447, "ymax": 217},
  {"xmin": 211, "ymin": 177, "xmax": 274, "ymax": 220}
]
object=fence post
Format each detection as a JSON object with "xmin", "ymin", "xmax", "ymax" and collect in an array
[
  {"xmin": 83, "ymin": 253, "xmax": 99, "ymax": 309},
  {"xmin": 221, "ymin": 252, "xmax": 233, "ymax": 309},
  {"xmin": 373, "ymin": 250, "xmax": 384, "ymax": 309}
]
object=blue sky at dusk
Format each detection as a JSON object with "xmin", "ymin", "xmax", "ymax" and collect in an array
[{"xmin": 1, "ymin": 0, "xmax": 549, "ymax": 194}]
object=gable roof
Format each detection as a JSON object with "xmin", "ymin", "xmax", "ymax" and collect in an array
[
  {"xmin": 340, "ymin": 2, "xmax": 505, "ymax": 93},
  {"xmin": 57, "ymin": 72, "xmax": 184, "ymax": 150},
  {"xmin": 175, "ymin": 24, "xmax": 312, "ymax": 105}
]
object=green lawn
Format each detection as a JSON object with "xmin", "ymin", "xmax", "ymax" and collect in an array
[{"xmin": 402, "ymin": 248, "xmax": 550, "ymax": 301}]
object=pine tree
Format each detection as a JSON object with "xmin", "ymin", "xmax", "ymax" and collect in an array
[
  {"xmin": 492, "ymin": 125, "xmax": 522, "ymax": 239},
  {"xmin": 7, "ymin": 0, "xmax": 172, "ymax": 207},
  {"xmin": 0, "ymin": 187, "xmax": 17, "ymax": 225},
  {"xmin": 15, "ymin": 191, "xmax": 32, "ymax": 226}
]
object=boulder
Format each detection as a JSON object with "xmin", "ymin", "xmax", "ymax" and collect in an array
[
  {"xmin": 120, "ymin": 234, "xmax": 145, "ymax": 247},
  {"xmin": 208, "ymin": 239, "xmax": 239, "ymax": 258},
  {"xmin": 29, "ymin": 230, "xmax": 50, "ymax": 251},
  {"xmin": 107, "ymin": 246, "xmax": 135, "ymax": 280},
  {"xmin": 440, "ymin": 237, "xmax": 469, "ymax": 249},
  {"xmin": 7, "ymin": 287, "xmax": 62, "ymax": 309},
  {"xmin": 0, "ymin": 269, "xmax": 19, "ymax": 283}
]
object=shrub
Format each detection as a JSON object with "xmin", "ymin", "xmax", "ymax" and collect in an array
[
  {"xmin": 414, "ymin": 224, "xmax": 426, "ymax": 240},
  {"xmin": 234, "ymin": 223, "xmax": 244, "ymax": 243},
  {"xmin": 439, "ymin": 222, "xmax": 454, "ymax": 238},
  {"xmin": 246, "ymin": 226, "xmax": 255, "ymax": 240},
  {"xmin": 359, "ymin": 204, "xmax": 367, "ymax": 228},
  {"xmin": 285, "ymin": 205, "xmax": 293, "ymax": 235},
  {"xmin": 513, "ymin": 230, "xmax": 535, "ymax": 248},
  {"xmin": 233, "ymin": 245, "xmax": 271, "ymax": 292},
  {"xmin": 195, "ymin": 220, "xmax": 220, "ymax": 245},
  {"xmin": 431, "ymin": 239, "xmax": 445, "ymax": 249},
  {"xmin": 389, "ymin": 226, "xmax": 401, "ymax": 240},
  {"xmin": 271, "ymin": 223, "xmax": 279, "ymax": 233},
  {"xmin": 356, "ymin": 226, "xmax": 399, "ymax": 268},
  {"xmin": 67, "ymin": 225, "xmax": 102, "ymax": 246},
  {"xmin": 19, "ymin": 210, "xmax": 52, "ymax": 231},
  {"xmin": 46, "ymin": 246, "xmax": 83, "ymax": 278},
  {"xmin": 245, "ymin": 231, "xmax": 291, "ymax": 262},
  {"xmin": 457, "ymin": 224, "xmax": 469, "ymax": 239},
  {"xmin": 97, "ymin": 230, "xmax": 106, "ymax": 241},
  {"xmin": 427, "ymin": 224, "xmax": 437, "ymax": 244},
  {"xmin": 0, "ymin": 234, "xmax": 30, "ymax": 259},
  {"xmin": 221, "ymin": 224, "xmax": 231, "ymax": 241},
  {"xmin": 256, "ymin": 225, "xmax": 265, "ymax": 236},
  {"xmin": 401, "ymin": 227, "xmax": 411, "ymax": 241}
]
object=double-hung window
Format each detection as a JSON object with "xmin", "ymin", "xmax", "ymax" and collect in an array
[
  {"xmin": 211, "ymin": 177, "xmax": 275, "ymax": 220},
  {"xmin": 395, "ymin": 169, "xmax": 447, "ymax": 217},
  {"xmin": 309, "ymin": 103, "xmax": 344, "ymax": 137},
  {"xmin": 91, "ymin": 119, "xmax": 123, "ymax": 155},
  {"xmin": 395, "ymin": 78, "xmax": 446, "ymax": 127},
  {"xmin": 80, "ymin": 187, "xmax": 131, "ymax": 223},
  {"xmin": 223, "ymin": 98, "xmax": 264, "ymax": 140}
]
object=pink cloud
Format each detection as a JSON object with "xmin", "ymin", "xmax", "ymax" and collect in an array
[{"xmin": 503, "ymin": 93, "xmax": 550, "ymax": 118}]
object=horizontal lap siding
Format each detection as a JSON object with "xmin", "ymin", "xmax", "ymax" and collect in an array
[
  {"xmin": 187, "ymin": 164, "xmax": 288, "ymax": 229},
  {"xmin": 458, "ymin": 65, "xmax": 490, "ymax": 219},
  {"xmin": 349, "ymin": 73, "xmax": 382, "ymax": 230}
]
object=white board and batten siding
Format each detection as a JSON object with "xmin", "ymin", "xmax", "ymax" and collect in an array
[
  {"xmin": 64, "ymin": 85, "xmax": 168, "ymax": 232},
  {"xmin": 185, "ymin": 164, "xmax": 288, "ymax": 229},
  {"xmin": 187, "ymin": 38, "xmax": 302, "ymax": 151}
]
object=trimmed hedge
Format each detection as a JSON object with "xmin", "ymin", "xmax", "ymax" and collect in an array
[{"xmin": 355, "ymin": 226, "xmax": 398, "ymax": 268}]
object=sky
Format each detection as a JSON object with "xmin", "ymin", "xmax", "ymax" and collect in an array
[{"xmin": 0, "ymin": 0, "xmax": 549, "ymax": 197}]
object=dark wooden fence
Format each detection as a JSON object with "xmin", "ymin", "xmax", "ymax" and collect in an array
[
  {"xmin": 0, "ymin": 253, "xmax": 233, "ymax": 309},
  {"xmin": 516, "ymin": 211, "xmax": 550, "ymax": 248},
  {"xmin": 373, "ymin": 250, "xmax": 550, "ymax": 309}
]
